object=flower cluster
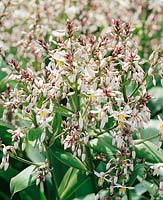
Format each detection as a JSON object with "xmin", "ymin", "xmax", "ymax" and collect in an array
[{"xmin": 1, "ymin": 1, "xmax": 163, "ymax": 199}]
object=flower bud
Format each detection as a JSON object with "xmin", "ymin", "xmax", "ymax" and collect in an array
[
  {"xmin": 100, "ymin": 59, "xmax": 107, "ymax": 68},
  {"xmin": 4, "ymin": 162, "xmax": 9, "ymax": 171},
  {"xmin": 149, "ymin": 51, "xmax": 158, "ymax": 65},
  {"xmin": 81, "ymin": 153, "xmax": 86, "ymax": 162}
]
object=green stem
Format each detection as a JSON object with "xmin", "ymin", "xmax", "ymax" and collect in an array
[
  {"xmin": 122, "ymin": 74, "xmax": 128, "ymax": 103},
  {"xmin": 129, "ymin": 73, "xmax": 148, "ymax": 98},
  {"xmin": 48, "ymin": 132, "xmax": 65, "ymax": 148},
  {"xmin": 47, "ymin": 149, "xmax": 59, "ymax": 200},
  {"xmin": 85, "ymin": 147, "xmax": 97, "ymax": 192},
  {"xmin": 90, "ymin": 124, "xmax": 117, "ymax": 139},
  {"xmin": 32, "ymin": 110, "xmax": 38, "ymax": 128},
  {"xmin": 0, "ymin": 147, "xmax": 40, "ymax": 166}
]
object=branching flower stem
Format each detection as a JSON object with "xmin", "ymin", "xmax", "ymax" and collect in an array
[
  {"xmin": 129, "ymin": 72, "xmax": 148, "ymax": 98},
  {"xmin": 0, "ymin": 146, "xmax": 40, "ymax": 166}
]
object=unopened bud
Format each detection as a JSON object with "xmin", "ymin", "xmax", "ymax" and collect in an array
[
  {"xmin": 4, "ymin": 162, "xmax": 9, "ymax": 171},
  {"xmin": 81, "ymin": 153, "xmax": 86, "ymax": 162},
  {"xmin": 100, "ymin": 59, "xmax": 107, "ymax": 68},
  {"xmin": 149, "ymin": 51, "xmax": 159, "ymax": 65},
  {"xmin": 77, "ymin": 148, "xmax": 81, "ymax": 157}
]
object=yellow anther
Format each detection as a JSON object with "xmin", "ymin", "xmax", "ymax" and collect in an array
[
  {"xmin": 89, "ymin": 94, "xmax": 96, "ymax": 98},
  {"xmin": 40, "ymin": 111, "xmax": 47, "ymax": 119},
  {"xmin": 118, "ymin": 114, "xmax": 125, "ymax": 121},
  {"xmin": 160, "ymin": 125, "xmax": 163, "ymax": 131},
  {"xmin": 119, "ymin": 187, "xmax": 126, "ymax": 193},
  {"xmin": 56, "ymin": 61, "xmax": 63, "ymax": 67},
  {"xmin": 98, "ymin": 112, "xmax": 101, "ymax": 120},
  {"xmin": 98, "ymin": 177, "xmax": 104, "ymax": 186},
  {"xmin": 118, "ymin": 122, "xmax": 125, "ymax": 127}
]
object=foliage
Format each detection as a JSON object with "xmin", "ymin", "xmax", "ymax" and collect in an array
[{"xmin": 1, "ymin": 1, "xmax": 163, "ymax": 200}]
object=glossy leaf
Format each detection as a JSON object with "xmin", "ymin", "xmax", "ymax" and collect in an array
[
  {"xmin": 54, "ymin": 105, "xmax": 73, "ymax": 116},
  {"xmin": 49, "ymin": 113, "xmax": 62, "ymax": 146},
  {"xmin": 10, "ymin": 165, "xmax": 37, "ymax": 197},
  {"xmin": 88, "ymin": 133, "xmax": 117, "ymax": 158},
  {"xmin": 127, "ymin": 164, "xmax": 145, "ymax": 187},
  {"xmin": 52, "ymin": 149, "xmax": 88, "ymax": 172},
  {"xmin": 68, "ymin": 93, "xmax": 78, "ymax": 112},
  {"xmin": 58, "ymin": 168, "xmax": 90, "ymax": 200},
  {"xmin": 26, "ymin": 141, "xmax": 45, "ymax": 163},
  {"xmin": 148, "ymin": 87, "xmax": 163, "ymax": 116},
  {"xmin": 28, "ymin": 128, "xmax": 42, "ymax": 142},
  {"xmin": 135, "ymin": 141, "xmax": 163, "ymax": 163}
]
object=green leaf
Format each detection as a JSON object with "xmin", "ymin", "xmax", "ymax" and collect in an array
[
  {"xmin": 49, "ymin": 113, "xmax": 62, "ymax": 146},
  {"xmin": 58, "ymin": 167, "xmax": 74, "ymax": 195},
  {"xmin": 37, "ymin": 93, "xmax": 44, "ymax": 108},
  {"xmin": 28, "ymin": 128, "xmax": 42, "ymax": 143},
  {"xmin": 135, "ymin": 141, "xmax": 163, "ymax": 163},
  {"xmin": 26, "ymin": 141, "xmax": 45, "ymax": 163},
  {"xmin": 73, "ymin": 193, "xmax": 95, "ymax": 200},
  {"xmin": 139, "ymin": 119, "xmax": 161, "ymax": 144},
  {"xmin": 54, "ymin": 105, "xmax": 73, "ymax": 116},
  {"xmin": 68, "ymin": 93, "xmax": 78, "ymax": 112},
  {"xmin": 28, "ymin": 128, "xmax": 42, "ymax": 141},
  {"xmin": 127, "ymin": 164, "xmax": 145, "ymax": 187},
  {"xmin": 148, "ymin": 87, "xmax": 163, "ymax": 116},
  {"xmin": 88, "ymin": 133, "xmax": 117, "ymax": 158},
  {"xmin": 10, "ymin": 165, "xmax": 37, "ymax": 197},
  {"xmin": 52, "ymin": 149, "xmax": 88, "ymax": 172},
  {"xmin": 0, "ymin": 191, "xmax": 10, "ymax": 200},
  {"xmin": 58, "ymin": 168, "xmax": 89, "ymax": 200},
  {"xmin": 0, "ymin": 120, "xmax": 13, "ymax": 143},
  {"xmin": 52, "ymin": 113, "xmax": 62, "ymax": 134},
  {"xmin": 135, "ymin": 182, "xmax": 147, "ymax": 196},
  {"xmin": 141, "ymin": 180, "xmax": 158, "ymax": 196}
]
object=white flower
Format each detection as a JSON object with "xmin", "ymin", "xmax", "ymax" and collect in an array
[{"xmin": 150, "ymin": 163, "xmax": 163, "ymax": 176}]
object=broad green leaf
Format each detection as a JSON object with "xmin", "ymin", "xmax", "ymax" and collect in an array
[
  {"xmin": 0, "ymin": 166, "xmax": 18, "ymax": 182},
  {"xmin": 26, "ymin": 141, "xmax": 45, "ymax": 162},
  {"xmin": 52, "ymin": 113, "xmax": 62, "ymax": 134},
  {"xmin": 0, "ymin": 120, "xmax": 13, "ymax": 143},
  {"xmin": 37, "ymin": 93, "xmax": 44, "ymax": 108},
  {"xmin": 127, "ymin": 164, "xmax": 145, "ymax": 187},
  {"xmin": 19, "ymin": 184, "xmax": 46, "ymax": 200},
  {"xmin": 135, "ymin": 183, "xmax": 147, "ymax": 196},
  {"xmin": 28, "ymin": 128, "xmax": 42, "ymax": 142},
  {"xmin": 122, "ymin": 195, "xmax": 128, "ymax": 200},
  {"xmin": 58, "ymin": 168, "xmax": 89, "ymax": 200},
  {"xmin": 135, "ymin": 141, "xmax": 163, "ymax": 163},
  {"xmin": 128, "ymin": 190, "xmax": 149, "ymax": 200},
  {"xmin": 0, "ymin": 191, "xmax": 10, "ymax": 200},
  {"xmin": 54, "ymin": 105, "xmax": 73, "ymax": 116},
  {"xmin": 52, "ymin": 149, "xmax": 88, "ymax": 172},
  {"xmin": 10, "ymin": 165, "xmax": 37, "ymax": 197},
  {"xmin": 58, "ymin": 167, "xmax": 74, "ymax": 195},
  {"xmin": 88, "ymin": 133, "xmax": 117, "ymax": 158},
  {"xmin": 59, "ymin": 167, "xmax": 94, "ymax": 199},
  {"xmin": 141, "ymin": 180, "xmax": 158, "ymax": 196},
  {"xmin": 148, "ymin": 87, "xmax": 163, "ymax": 116},
  {"xmin": 135, "ymin": 180, "xmax": 158, "ymax": 196},
  {"xmin": 49, "ymin": 113, "xmax": 62, "ymax": 146},
  {"xmin": 73, "ymin": 193, "xmax": 95, "ymax": 200},
  {"xmin": 0, "ymin": 75, "xmax": 9, "ymax": 92},
  {"xmin": 68, "ymin": 93, "xmax": 78, "ymax": 112},
  {"xmin": 0, "ymin": 120, "xmax": 13, "ymax": 129}
]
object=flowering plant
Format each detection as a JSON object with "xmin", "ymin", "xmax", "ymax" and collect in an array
[{"xmin": 1, "ymin": 1, "xmax": 163, "ymax": 200}]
